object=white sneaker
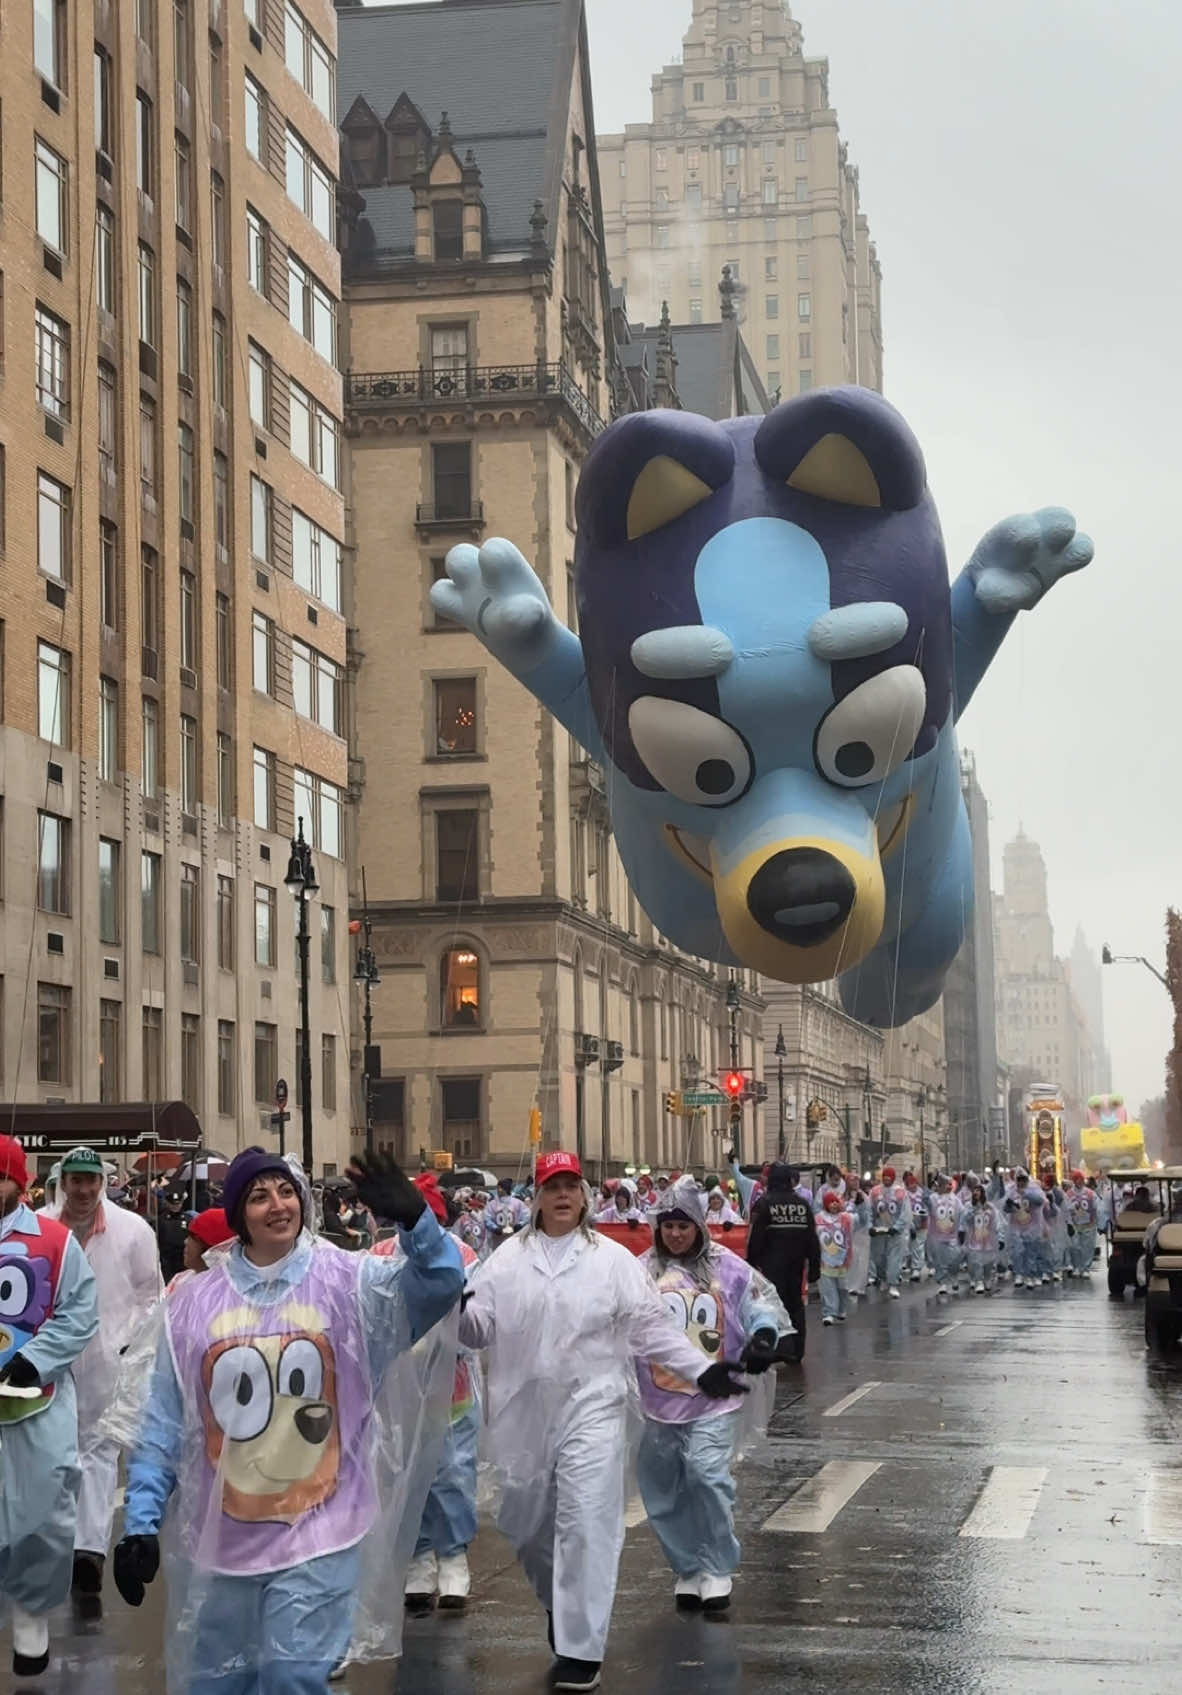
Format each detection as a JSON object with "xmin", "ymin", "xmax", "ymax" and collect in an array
[
  {"xmin": 835, "ymin": 1313, "xmax": 847, "ymax": 1322},
  {"xmin": 976, "ymin": 1282, "xmax": 985, "ymax": 1294},
  {"xmin": 1053, "ymin": 1271, "xmax": 1062, "ymax": 1283},
  {"xmin": 822, "ymin": 1315, "xmax": 834, "ymax": 1325},
  {"xmin": 674, "ymin": 1575, "xmax": 701, "ymax": 1609},
  {"xmin": 1042, "ymin": 1274, "xmax": 1051, "ymax": 1285},
  {"xmin": 437, "ymin": 1551, "xmax": 470, "ymax": 1607},
  {"xmin": 699, "ymin": 1574, "xmax": 732, "ymax": 1612},
  {"xmin": 12, "ymin": 1605, "xmax": 50, "ymax": 1675},
  {"xmin": 404, "ymin": 1551, "xmax": 438, "ymax": 1603},
  {"xmin": 889, "ymin": 1287, "xmax": 901, "ymax": 1299},
  {"xmin": 848, "ymin": 1291, "xmax": 859, "ymax": 1301}
]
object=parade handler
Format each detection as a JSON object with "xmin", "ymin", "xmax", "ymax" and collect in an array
[
  {"xmin": 113, "ymin": 1147, "xmax": 464, "ymax": 1694},
  {"xmin": 0, "ymin": 1135, "xmax": 99, "ymax": 1677},
  {"xmin": 634, "ymin": 1177, "xmax": 789, "ymax": 1612},
  {"xmin": 460, "ymin": 1151, "xmax": 749, "ymax": 1693}
]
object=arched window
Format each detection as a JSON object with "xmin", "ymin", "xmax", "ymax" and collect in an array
[{"xmin": 440, "ymin": 946, "xmax": 482, "ymax": 1028}]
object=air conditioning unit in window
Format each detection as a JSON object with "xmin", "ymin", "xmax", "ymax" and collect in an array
[
  {"xmin": 103, "ymin": 958, "xmax": 120, "ymax": 980},
  {"xmin": 574, "ymin": 1033, "xmax": 600, "ymax": 1069}
]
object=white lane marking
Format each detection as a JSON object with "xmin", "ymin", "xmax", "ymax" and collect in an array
[
  {"xmin": 934, "ymin": 1321, "xmax": 964, "ymax": 1337},
  {"xmin": 959, "ymin": 1466, "xmax": 1047, "ymax": 1540},
  {"xmin": 823, "ymin": 1380, "xmax": 881, "ymax": 1418},
  {"xmin": 1144, "ymin": 1473, "xmax": 1182, "ymax": 1544},
  {"xmin": 761, "ymin": 1460, "xmax": 881, "ymax": 1534},
  {"xmin": 624, "ymin": 1495, "xmax": 647, "ymax": 1528}
]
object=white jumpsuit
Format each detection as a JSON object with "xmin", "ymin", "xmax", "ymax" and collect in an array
[
  {"xmin": 460, "ymin": 1226, "xmax": 715, "ymax": 1663},
  {"xmin": 40, "ymin": 1198, "xmax": 163, "ymax": 1555}
]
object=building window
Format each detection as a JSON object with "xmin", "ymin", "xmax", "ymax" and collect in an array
[
  {"xmin": 253, "ymin": 746, "xmax": 276, "ymax": 831},
  {"xmin": 287, "ymin": 255, "xmax": 337, "ymax": 363},
  {"xmin": 723, "ymin": 144, "xmax": 739, "ymax": 168},
  {"xmin": 254, "ymin": 883, "xmax": 277, "ymax": 967},
  {"xmin": 797, "ymin": 250, "xmax": 810, "ymax": 278},
  {"xmin": 98, "ymin": 365, "xmax": 118, "ymax": 481},
  {"xmin": 177, "ymin": 423, "xmax": 195, "ymax": 526},
  {"xmin": 245, "ymin": 74, "xmax": 264, "ymax": 160},
  {"xmin": 762, "ymin": 179, "xmax": 778, "ymax": 205},
  {"xmin": 321, "ymin": 1033, "xmax": 336, "ymax": 1111},
  {"xmin": 654, "ymin": 147, "xmax": 667, "ymax": 172},
  {"xmin": 140, "ymin": 396, "xmax": 157, "ymax": 500},
  {"xmin": 37, "ymin": 984, "xmax": 70, "ymax": 1085},
  {"xmin": 689, "ymin": 299, "xmax": 702, "ymax": 324},
  {"xmin": 285, "ymin": 127, "xmax": 333, "ymax": 240},
  {"xmin": 141, "ymin": 697, "xmax": 159, "ymax": 800},
  {"xmin": 797, "ymin": 331, "xmax": 811, "ymax": 359},
  {"xmin": 759, "ymin": 76, "xmax": 771, "ymax": 98},
  {"xmin": 137, "ymin": 244, "xmax": 156, "ymax": 346},
  {"xmin": 248, "ymin": 343, "xmax": 271, "ymax": 428},
  {"xmin": 435, "ymin": 807, "xmax": 479, "ymax": 903},
  {"xmin": 254, "ymin": 1022, "xmax": 278, "ymax": 1103},
  {"xmin": 284, "ymin": 2, "xmax": 335, "ymax": 120},
  {"xmin": 246, "ymin": 207, "xmax": 269, "ymax": 291},
  {"xmin": 96, "ymin": 206, "xmax": 116, "ymax": 313},
  {"xmin": 320, "ymin": 905, "xmax": 335, "ymax": 983},
  {"xmin": 37, "ymin": 640, "xmax": 70, "ymax": 745},
  {"xmin": 432, "ymin": 200, "xmax": 463, "ymax": 261},
  {"xmin": 766, "ymin": 294, "xmax": 779, "ymax": 319},
  {"xmin": 686, "ymin": 183, "xmax": 702, "ymax": 211},
  {"xmin": 177, "ymin": 861, "xmax": 199, "ymax": 961},
  {"xmin": 798, "ymin": 292, "xmax": 812, "ymax": 320},
  {"xmin": 293, "ymin": 511, "xmax": 342, "ymax": 611},
  {"xmin": 216, "ymin": 874, "xmax": 234, "ymax": 969},
  {"xmin": 34, "ymin": 0, "xmax": 67, "ymax": 88},
  {"xmin": 100, "ymin": 521, "xmax": 119, "ymax": 629},
  {"xmin": 177, "ymin": 570, "xmax": 198, "ymax": 674},
  {"xmin": 433, "ymin": 677, "xmax": 477, "ymax": 756},
  {"xmin": 142, "ymin": 1006, "xmax": 163, "ymax": 1099},
  {"xmin": 141, "ymin": 850, "xmax": 162, "ymax": 952},
  {"xmin": 175, "ymin": 133, "xmax": 192, "ymax": 232},
  {"xmin": 692, "ymin": 82, "xmax": 704, "ymax": 102},
  {"xmin": 136, "ymin": 92, "xmax": 154, "ymax": 196},
  {"xmin": 37, "ymin": 472, "xmax": 71, "ymax": 581},
  {"xmin": 292, "ymin": 640, "xmax": 342, "ymax": 734},
  {"xmin": 37, "ymin": 811, "xmax": 70, "ymax": 913},
  {"xmin": 766, "ymin": 334, "xmax": 780, "ymax": 361},
  {"xmin": 795, "ymin": 137, "xmax": 809, "ymax": 162},
  {"xmin": 440, "ymin": 948, "xmax": 481, "ymax": 1028},
  {"xmin": 35, "ymin": 138, "xmax": 68, "ymax": 254},
  {"xmin": 213, "ymin": 453, "xmax": 229, "ymax": 553},
  {"xmin": 441, "ymin": 1077, "xmax": 481, "ymax": 1160},
  {"xmin": 725, "ymin": 78, "xmax": 737, "ymax": 102},
  {"xmin": 181, "ymin": 1013, "xmax": 201, "ymax": 1110},
  {"xmin": 99, "ymin": 1000, "xmax": 121, "ymax": 1102},
  {"xmin": 797, "ymin": 215, "xmax": 812, "ymax": 238},
  {"xmin": 765, "ymin": 256, "xmax": 778, "ymax": 281},
  {"xmin": 141, "ymin": 544, "xmax": 161, "ymax": 669},
  {"xmin": 430, "ymin": 324, "xmax": 468, "ymax": 387},
  {"xmin": 99, "ymin": 675, "xmax": 119, "ymax": 783},
  {"xmin": 289, "ymin": 384, "xmax": 339, "ymax": 487},
  {"xmin": 217, "ymin": 732, "xmax": 234, "ymax": 827},
  {"xmin": 217, "ymin": 1020, "xmax": 235, "ymax": 1115},
  {"xmin": 136, "ymin": 0, "xmax": 153, "ymax": 46},
  {"xmin": 722, "ymin": 185, "xmax": 739, "ymax": 214},
  {"xmin": 216, "ymin": 593, "xmax": 232, "ymax": 689},
  {"xmin": 212, "ymin": 312, "xmax": 227, "ymax": 406},
  {"xmin": 176, "ymin": 279, "xmax": 193, "ymax": 377},
  {"xmin": 655, "ymin": 223, "xmax": 671, "ymax": 246},
  {"xmin": 210, "ymin": 173, "xmax": 226, "ymax": 270},
  {"xmin": 432, "ymin": 442, "xmax": 472, "ymax": 520},
  {"xmin": 794, "ymin": 176, "xmax": 809, "ymax": 202},
  {"xmin": 294, "ymin": 768, "xmax": 343, "ymax": 858},
  {"xmin": 174, "ymin": 0, "xmax": 191, "ymax": 90},
  {"xmin": 35, "ymin": 306, "xmax": 70, "ymax": 420},
  {"xmin": 252, "ymin": 611, "xmax": 274, "ymax": 694},
  {"xmin": 250, "ymin": 476, "xmax": 272, "ymax": 563},
  {"xmin": 179, "ymin": 714, "xmax": 198, "ymax": 814},
  {"xmin": 799, "ymin": 369, "xmax": 814, "ymax": 392},
  {"xmin": 98, "ymin": 836, "xmax": 121, "ymax": 942}
]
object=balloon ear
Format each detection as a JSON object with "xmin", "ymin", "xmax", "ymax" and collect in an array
[
  {"xmin": 574, "ymin": 410, "xmax": 735, "ymax": 549},
  {"xmin": 627, "ymin": 457, "xmax": 714, "ymax": 540},
  {"xmin": 786, "ymin": 434, "xmax": 881, "ymax": 509},
  {"xmin": 755, "ymin": 387, "xmax": 927, "ymax": 513}
]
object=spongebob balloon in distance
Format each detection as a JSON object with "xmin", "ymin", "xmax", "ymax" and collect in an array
[{"xmin": 431, "ymin": 387, "xmax": 1092, "ymax": 1028}]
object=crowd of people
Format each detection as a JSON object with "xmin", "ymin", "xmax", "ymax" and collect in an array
[{"xmin": 0, "ymin": 1131, "xmax": 1123, "ymax": 1692}]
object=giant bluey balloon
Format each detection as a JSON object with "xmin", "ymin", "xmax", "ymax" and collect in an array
[{"xmin": 431, "ymin": 388, "xmax": 1092, "ymax": 1027}]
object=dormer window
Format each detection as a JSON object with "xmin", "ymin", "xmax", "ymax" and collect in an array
[{"xmin": 433, "ymin": 200, "xmax": 463, "ymax": 260}]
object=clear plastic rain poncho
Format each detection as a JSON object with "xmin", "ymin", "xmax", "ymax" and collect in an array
[{"xmin": 107, "ymin": 1159, "xmax": 459, "ymax": 1691}]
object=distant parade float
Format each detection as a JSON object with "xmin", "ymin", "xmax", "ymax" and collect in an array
[
  {"xmin": 1079, "ymin": 1092, "xmax": 1150, "ymax": 1173},
  {"xmin": 433, "ymin": 386, "xmax": 1093, "ymax": 1026}
]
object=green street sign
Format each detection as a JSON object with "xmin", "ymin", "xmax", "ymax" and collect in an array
[{"xmin": 682, "ymin": 1090, "xmax": 728, "ymax": 1107}]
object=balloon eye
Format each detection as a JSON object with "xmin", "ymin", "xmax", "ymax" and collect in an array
[
  {"xmin": 628, "ymin": 697, "xmax": 752, "ymax": 808},
  {"xmin": 814, "ymin": 666, "xmax": 928, "ymax": 789}
]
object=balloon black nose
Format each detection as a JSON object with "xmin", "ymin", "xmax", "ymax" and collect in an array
[
  {"xmin": 294, "ymin": 1403, "xmax": 334, "ymax": 1446},
  {"xmin": 746, "ymin": 848, "xmax": 856, "ymax": 946}
]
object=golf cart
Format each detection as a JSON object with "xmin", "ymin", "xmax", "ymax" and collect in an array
[
  {"xmin": 1139, "ymin": 1168, "xmax": 1182, "ymax": 1351},
  {"xmin": 1107, "ymin": 1167, "xmax": 1175, "ymax": 1299}
]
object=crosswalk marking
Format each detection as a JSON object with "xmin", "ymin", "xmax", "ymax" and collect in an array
[
  {"xmin": 933, "ymin": 1321, "xmax": 964, "ymax": 1337},
  {"xmin": 822, "ymin": 1381, "xmax": 881, "ymax": 1418},
  {"xmin": 959, "ymin": 1466, "xmax": 1047, "ymax": 1540},
  {"xmin": 1144, "ymin": 1472, "xmax": 1182, "ymax": 1544},
  {"xmin": 760, "ymin": 1460, "xmax": 881, "ymax": 1533}
]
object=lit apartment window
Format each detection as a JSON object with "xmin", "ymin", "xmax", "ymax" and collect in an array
[
  {"xmin": 175, "ymin": 134, "xmax": 192, "ymax": 233},
  {"xmin": 141, "ymin": 697, "xmax": 159, "ymax": 799},
  {"xmin": 99, "ymin": 676, "xmax": 119, "ymax": 783},
  {"xmin": 285, "ymin": 2, "xmax": 335, "ymax": 119},
  {"xmin": 138, "ymin": 244, "xmax": 156, "ymax": 346},
  {"xmin": 96, "ymin": 207, "xmax": 116, "ymax": 312},
  {"xmin": 100, "ymin": 520, "xmax": 118, "ymax": 629},
  {"xmin": 252, "ymin": 610, "xmax": 274, "ymax": 694},
  {"xmin": 441, "ymin": 948, "xmax": 480, "ymax": 1028},
  {"xmin": 177, "ymin": 279, "xmax": 193, "ymax": 377},
  {"xmin": 99, "ymin": 1001, "xmax": 122, "ymax": 1102},
  {"xmin": 180, "ymin": 861, "xmax": 200, "ymax": 960},
  {"xmin": 35, "ymin": 307, "xmax": 70, "ymax": 420},
  {"xmin": 253, "ymin": 746, "xmax": 276, "ymax": 831},
  {"xmin": 136, "ymin": 92, "xmax": 154, "ymax": 197},
  {"xmin": 250, "ymin": 476, "xmax": 272, "ymax": 562},
  {"xmin": 287, "ymin": 255, "xmax": 337, "ymax": 363},
  {"xmin": 217, "ymin": 1020, "xmax": 236, "ymax": 1115},
  {"xmin": 434, "ymin": 677, "xmax": 477, "ymax": 756},
  {"xmin": 216, "ymin": 875, "xmax": 234, "ymax": 967},
  {"xmin": 37, "ymin": 640, "xmax": 70, "ymax": 745},
  {"xmin": 254, "ymin": 883, "xmax": 276, "ymax": 967},
  {"xmin": 98, "ymin": 836, "xmax": 121, "ymax": 942},
  {"xmin": 246, "ymin": 207, "xmax": 269, "ymax": 292},
  {"xmin": 248, "ymin": 342, "xmax": 271, "ymax": 427},
  {"xmin": 37, "ymin": 472, "xmax": 70, "ymax": 581},
  {"xmin": 141, "ymin": 851, "xmax": 162, "ymax": 953},
  {"xmin": 34, "ymin": 0, "xmax": 67, "ymax": 89},
  {"xmin": 37, "ymin": 811, "xmax": 70, "ymax": 912},
  {"xmin": 292, "ymin": 511, "xmax": 342, "ymax": 611},
  {"xmin": 38, "ymin": 985, "xmax": 71, "ymax": 1085},
  {"xmin": 35, "ymin": 138, "xmax": 68, "ymax": 252},
  {"xmin": 294, "ymin": 767, "xmax": 342, "ymax": 858},
  {"xmin": 284, "ymin": 127, "xmax": 333, "ymax": 241},
  {"xmin": 292, "ymin": 640, "xmax": 342, "ymax": 734},
  {"xmin": 245, "ymin": 75, "xmax": 265, "ymax": 161},
  {"xmin": 289, "ymin": 383, "xmax": 339, "ymax": 487}
]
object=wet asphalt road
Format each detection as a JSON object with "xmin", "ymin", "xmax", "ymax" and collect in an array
[{"xmin": 20, "ymin": 1270, "xmax": 1182, "ymax": 1694}]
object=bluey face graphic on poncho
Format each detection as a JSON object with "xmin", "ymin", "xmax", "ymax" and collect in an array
[
  {"xmin": 0, "ymin": 1243, "xmax": 52, "ymax": 1366},
  {"xmin": 650, "ymin": 1280, "xmax": 724, "ymax": 1394},
  {"xmin": 573, "ymin": 388, "xmax": 953, "ymax": 987}
]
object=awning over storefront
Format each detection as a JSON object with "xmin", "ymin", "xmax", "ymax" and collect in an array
[{"xmin": 0, "ymin": 1101, "xmax": 202, "ymax": 1154}]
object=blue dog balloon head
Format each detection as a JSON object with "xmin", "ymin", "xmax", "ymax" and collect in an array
[{"xmin": 572, "ymin": 387, "xmax": 956, "ymax": 984}]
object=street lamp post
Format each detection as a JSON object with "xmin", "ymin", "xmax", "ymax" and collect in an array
[
  {"xmin": 775, "ymin": 1025, "xmax": 787, "ymax": 1157},
  {"xmin": 725, "ymin": 976, "xmax": 742, "ymax": 1158},
  {"xmin": 916, "ymin": 1087, "xmax": 927, "ymax": 1181},
  {"xmin": 285, "ymin": 818, "xmax": 319, "ymax": 1174},
  {"xmin": 1101, "ymin": 943, "xmax": 1170, "ymax": 993},
  {"xmin": 350, "ymin": 872, "xmax": 381, "ymax": 1157}
]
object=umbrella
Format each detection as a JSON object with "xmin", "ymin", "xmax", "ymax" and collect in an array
[
  {"xmin": 175, "ymin": 1155, "xmax": 231, "ymax": 1181},
  {"xmin": 133, "ymin": 1151, "xmax": 183, "ymax": 1174}
]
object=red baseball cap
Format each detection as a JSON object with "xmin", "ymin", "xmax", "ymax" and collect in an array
[
  {"xmin": 535, "ymin": 1151, "xmax": 582, "ymax": 1185},
  {"xmin": 882, "ymin": 1166, "xmax": 896, "ymax": 1184},
  {"xmin": 188, "ymin": 1208, "xmax": 235, "ymax": 1250},
  {"xmin": 0, "ymin": 1136, "xmax": 29, "ymax": 1191}
]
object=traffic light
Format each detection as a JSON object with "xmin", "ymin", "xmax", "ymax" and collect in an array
[
  {"xmin": 528, "ymin": 1107, "xmax": 542, "ymax": 1145},
  {"xmin": 723, "ymin": 1071, "xmax": 745, "ymax": 1099},
  {"xmin": 664, "ymin": 1090, "xmax": 683, "ymax": 1116}
]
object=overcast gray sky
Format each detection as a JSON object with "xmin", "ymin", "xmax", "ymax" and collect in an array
[{"xmin": 582, "ymin": 0, "xmax": 1180, "ymax": 1112}]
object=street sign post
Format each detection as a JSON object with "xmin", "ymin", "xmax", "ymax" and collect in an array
[{"xmin": 271, "ymin": 1078, "xmax": 290, "ymax": 1157}]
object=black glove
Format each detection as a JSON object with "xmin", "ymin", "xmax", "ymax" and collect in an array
[
  {"xmin": 627, "ymin": 1216, "xmax": 639, "ymax": 1230},
  {"xmin": 741, "ymin": 1330, "xmax": 779, "ymax": 1375},
  {"xmin": 1004, "ymin": 1199, "xmax": 1016, "ymax": 1212},
  {"xmin": 0, "ymin": 1352, "xmax": 40, "ymax": 1389},
  {"xmin": 910, "ymin": 1228, "xmax": 917, "ymax": 1240},
  {"xmin": 722, "ymin": 1219, "xmax": 734, "ymax": 1232},
  {"xmin": 1067, "ymin": 1224, "xmax": 1075, "ymax": 1236},
  {"xmin": 113, "ymin": 1534, "xmax": 160, "ymax": 1607},
  {"xmin": 725, "ymin": 1148, "xmax": 737, "ymax": 1165},
  {"xmin": 346, "ymin": 1152, "xmax": 426, "ymax": 1229},
  {"xmin": 697, "ymin": 1361, "xmax": 750, "ymax": 1399}
]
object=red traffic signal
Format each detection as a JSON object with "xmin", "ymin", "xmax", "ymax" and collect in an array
[{"xmin": 723, "ymin": 1071, "xmax": 745, "ymax": 1098}]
